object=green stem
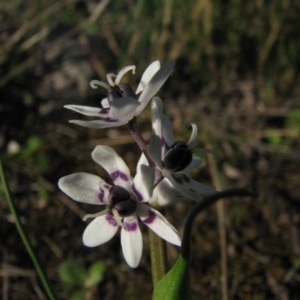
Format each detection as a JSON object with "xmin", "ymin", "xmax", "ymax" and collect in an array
[
  {"xmin": 148, "ymin": 227, "xmax": 168, "ymax": 286},
  {"xmin": 0, "ymin": 155, "xmax": 57, "ymax": 300}
]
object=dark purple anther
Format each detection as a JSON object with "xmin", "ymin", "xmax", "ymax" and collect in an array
[
  {"xmin": 163, "ymin": 141, "xmax": 192, "ymax": 172},
  {"xmin": 110, "ymin": 185, "xmax": 131, "ymax": 205},
  {"xmin": 114, "ymin": 199, "xmax": 137, "ymax": 217}
]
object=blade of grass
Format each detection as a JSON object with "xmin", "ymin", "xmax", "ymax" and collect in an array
[{"xmin": 0, "ymin": 155, "xmax": 57, "ymax": 300}]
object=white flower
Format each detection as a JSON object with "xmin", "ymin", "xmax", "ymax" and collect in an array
[
  {"xmin": 64, "ymin": 61, "xmax": 175, "ymax": 129},
  {"xmin": 58, "ymin": 145, "xmax": 181, "ymax": 268},
  {"xmin": 148, "ymin": 97, "xmax": 216, "ymax": 205}
]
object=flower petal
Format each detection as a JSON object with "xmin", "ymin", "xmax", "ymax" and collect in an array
[
  {"xmin": 121, "ymin": 217, "xmax": 142, "ymax": 268},
  {"xmin": 137, "ymin": 204, "xmax": 181, "ymax": 246},
  {"xmin": 135, "ymin": 61, "xmax": 175, "ymax": 116},
  {"xmin": 136, "ymin": 60, "xmax": 161, "ymax": 94},
  {"xmin": 182, "ymin": 156, "xmax": 202, "ymax": 173},
  {"xmin": 187, "ymin": 123, "xmax": 198, "ymax": 148},
  {"xmin": 151, "ymin": 97, "xmax": 163, "ymax": 139},
  {"xmin": 149, "ymin": 134, "xmax": 163, "ymax": 169},
  {"xmin": 132, "ymin": 164, "xmax": 154, "ymax": 202},
  {"xmin": 109, "ymin": 97, "xmax": 140, "ymax": 119},
  {"xmin": 151, "ymin": 178, "xmax": 185, "ymax": 206},
  {"xmin": 136, "ymin": 153, "xmax": 149, "ymax": 171},
  {"xmin": 164, "ymin": 171, "xmax": 216, "ymax": 202},
  {"xmin": 58, "ymin": 172, "xmax": 110, "ymax": 205},
  {"xmin": 83, "ymin": 214, "xmax": 118, "ymax": 247},
  {"xmin": 69, "ymin": 118, "xmax": 127, "ymax": 129},
  {"xmin": 151, "ymin": 97, "xmax": 174, "ymax": 150},
  {"xmin": 92, "ymin": 145, "xmax": 132, "ymax": 190},
  {"xmin": 101, "ymin": 98, "xmax": 110, "ymax": 108},
  {"xmin": 115, "ymin": 65, "xmax": 136, "ymax": 85},
  {"xmin": 64, "ymin": 105, "xmax": 109, "ymax": 117}
]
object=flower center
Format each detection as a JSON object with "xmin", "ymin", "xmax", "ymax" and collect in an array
[
  {"xmin": 163, "ymin": 141, "xmax": 192, "ymax": 172},
  {"xmin": 107, "ymin": 83, "xmax": 137, "ymax": 102},
  {"xmin": 109, "ymin": 185, "xmax": 137, "ymax": 217}
]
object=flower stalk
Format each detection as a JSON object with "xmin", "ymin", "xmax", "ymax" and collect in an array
[{"xmin": 148, "ymin": 228, "xmax": 168, "ymax": 286}]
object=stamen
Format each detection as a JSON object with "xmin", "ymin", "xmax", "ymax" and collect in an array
[
  {"xmin": 187, "ymin": 123, "xmax": 198, "ymax": 149},
  {"xmin": 107, "ymin": 73, "xmax": 117, "ymax": 86},
  {"xmin": 82, "ymin": 209, "xmax": 108, "ymax": 221},
  {"xmin": 112, "ymin": 208, "xmax": 123, "ymax": 227},
  {"xmin": 115, "ymin": 66, "xmax": 136, "ymax": 85},
  {"xmin": 90, "ymin": 80, "xmax": 110, "ymax": 91}
]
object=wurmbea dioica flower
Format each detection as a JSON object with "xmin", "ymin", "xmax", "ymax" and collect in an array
[
  {"xmin": 148, "ymin": 97, "xmax": 216, "ymax": 203},
  {"xmin": 58, "ymin": 145, "xmax": 181, "ymax": 268},
  {"xmin": 64, "ymin": 60, "xmax": 175, "ymax": 129}
]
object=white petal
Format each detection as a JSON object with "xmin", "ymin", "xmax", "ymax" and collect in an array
[
  {"xmin": 187, "ymin": 123, "xmax": 198, "ymax": 148},
  {"xmin": 136, "ymin": 60, "xmax": 161, "ymax": 94},
  {"xmin": 115, "ymin": 65, "xmax": 136, "ymax": 85},
  {"xmin": 151, "ymin": 97, "xmax": 163, "ymax": 138},
  {"xmin": 149, "ymin": 134, "xmax": 163, "ymax": 169},
  {"xmin": 101, "ymin": 98, "xmax": 110, "ymax": 108},
  {"xmin": 137, "ymin": 204, "xmax": 181, "ymax": 246},
  {"xmin": 121, "ymin": 217, "xmax": 142, "ymax": 268},
  {"xmin": 132, "ymin": 164, "xmax": 154, "ymax": 202},
  {"xmin": 151, "ymin": 97, "xmax": 174, "ymax": 148},
  {"xmin": 109, "ymin": 97, "xmax": 140, "ymax": 119},
  {"xmin": 69, "ymin": 119, "xmax": 127, "ymax": 129},
  {"xmin": 136, "ymin": 153, "xmax": 149, "ymax": 171},
  {"xmin": 135, "ymin": 61, "xmax": 175, "ymax": 116},
  {"xmin": 164, "ymin": 171, "xmax": 216, "ymax": 202},
  {"xmin": 58, "ymin": 173, "xmax": 110, "ymax": 205},
  {"xmin": 92, "ymin": 145, "xmax": 132, "ymax": 190},
  {"xmin": 83, "ymin": 214, "xmax": 118, "ymax": 247},
  {"xmin": 151, "ymin": 178, "xmax": 185, "ymax": 206},
  {"xmin": 90, "ymin": 80, "xmax": 110, "ymax": 90},
  {"xmin": 64, "ymin": 105, "xmax": 109, "ymax": 117},
  {"xmin": 161, "ymin": 114, "xmax": 174, "ymax": 150},
  {"xmin": 182, "ymin": 156, "xmax": 202, "ymax": 173}
]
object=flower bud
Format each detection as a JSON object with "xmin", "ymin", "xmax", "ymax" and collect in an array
[{"xmin": 163, "ymin": 141, "xmax": 192, "ymax": 172}]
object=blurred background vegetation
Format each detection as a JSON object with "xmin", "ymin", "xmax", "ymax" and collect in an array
[{"xmin": 1, "ymin": 0, "xmax": 300, "ymax": 299}]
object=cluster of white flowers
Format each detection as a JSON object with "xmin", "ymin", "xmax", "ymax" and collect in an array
[{"xmin": 59, "ymin": 61, "xmax": 215, "ymax": 268}]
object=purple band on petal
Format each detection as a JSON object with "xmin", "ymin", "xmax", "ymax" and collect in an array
[
  {"xmin": 99, "ymin": 108, "xmax": 109, "ymax": 114},
  {"xmin": 143, "ymin": 210, "xmax": 156, "ymax": 224},
  {"xmin": 132, "ymin": 184, "xmax": 143, "ymax": 202},
  {"xmin": 104, "ymin": 117, "xmax": 119, "ymax": 123},
  {"xmin": 161, "ymin": 136, "xmax": 165, "ymax": 147},
  {"xmin": 110, "ymin": 170, "xmax": 128, "ymax": 182},
  {"xmin": 123, "ymin": 221, "xmax": 138, "ymax": 232},
  {"xmin": 172, "ymin": 174, "xmax": 190, "ymax": 184},
  {"xmin": 98, "ymin": 189, "xmax": 104, "ymax": 203},
  {"xmin": 106, "ymin": 214, "xmax": 118, "ymax": 226}
]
